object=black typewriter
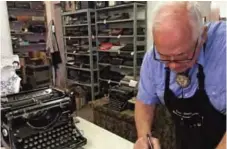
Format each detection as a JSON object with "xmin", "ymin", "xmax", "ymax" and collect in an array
[
  {"xmin": 1, "ymin": 87, "xmax": 87, "ymax": 149},
  {"xmin": 106, "ymin": 85, "xmax": 134, "ymax": 112}
]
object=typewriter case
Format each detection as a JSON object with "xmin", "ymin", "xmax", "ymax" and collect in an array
[{"xmin": 1, "ymin": 87, "xmax": 86, "ymax": 149}]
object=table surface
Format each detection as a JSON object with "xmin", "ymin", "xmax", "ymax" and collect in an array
[{"xmin": 75, "ymin": 117, "xmax": 134, "ymax": 149}]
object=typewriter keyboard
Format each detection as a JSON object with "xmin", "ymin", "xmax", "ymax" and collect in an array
[
  {"xmin": 107, "ymin": 100, "xmax": 128, "ymax": 112},
  {"xmin": 17, "ymin": 122, "xmax": 86, "ymax": 149}
]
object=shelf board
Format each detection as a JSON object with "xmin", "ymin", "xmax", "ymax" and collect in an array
[
  {"xmin": 66, "ymin": 52, "xmax": 97, "ymax": 56},
  {"xmin": 63, "ymin": 24, "xmax": 95, "ymax": 27},
  {"xmin": 99, "ymin": 78, "xmax": 120, "ymax": 84},
  {"xmin": 67, "ymin": 79, "xmax": 98, "ymax": 87},
  {"xmin": 98, "ymin": 50, "xmax": 145, "ymax": 54},
  {"xmin": 11, "ymin": 32, "xmax": 41, "ymax": 35},
  {"xmin": 96, "ymin": 2, "xmax": 145, "ymax": 11},
  {"xmin": 99, "ymin": 63, "xmax": 139, "ymax": 69},
  {"xmin": 99, "ymin": 78, "xmax": 129, "ymax": 86},
  {"xmin": 64, "ymin": 36, "xmax": 89, "ymax": 39},
  {"xmin": 8, "ymin": 8, "xmax": 44, "ymax": 12},
  {"xmin": 26, "ymin": 64, "xmax": 50, "ymax": 69},
  {"xmin": 97, "ymin": 19, "xmax": 145, "ymax": 24},
  {"xmin": 62, "ymin": 9, "xmax": 95, "ymax": 16},
  {"xmin": 66, "ymin": 65, "xmax": 98, "ymax": 72},
  {"xmin": 14, "ymin": 43, "xmax": 46, "ymax": 51},
  {"xmin": 97, "ymin": 35, "xmax": 145, "ymax": 38}
]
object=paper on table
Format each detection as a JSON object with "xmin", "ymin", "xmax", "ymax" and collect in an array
[{"xmin": 129, "ymin": 80, "xmax": 138, "ymax": 87}]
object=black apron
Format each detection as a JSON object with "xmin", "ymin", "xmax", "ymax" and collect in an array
[{"xmin": 164, "ymin": 64, "xmax": 226, "ymax": 149}]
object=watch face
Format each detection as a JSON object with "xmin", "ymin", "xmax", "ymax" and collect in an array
[{"xmin": 176, "ymin": 74, "xmax": 190, "ymax": 88}]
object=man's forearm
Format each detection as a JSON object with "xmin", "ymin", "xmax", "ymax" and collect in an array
[
  {"xmin": 135, "ymin": 99, "xmax": 155, "ymax": 138},
  {"xmin": 216, "ymin": 132, "xmax": 226, "ymax": 149}
]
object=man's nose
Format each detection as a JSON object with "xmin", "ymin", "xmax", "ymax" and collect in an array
[{"xmin": 167, "ymin": 62, "xmax": 179, "ymax": 69}]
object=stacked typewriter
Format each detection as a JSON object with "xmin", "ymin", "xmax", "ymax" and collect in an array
[
  {"xmin": 106, "ymin": 85, "xmax": 134, "ymax": 112},
  {"xmin": 1, "ymin": 87, "xmax": 87, "ymax": 149}
]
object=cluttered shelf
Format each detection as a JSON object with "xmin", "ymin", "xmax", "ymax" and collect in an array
[
  {"xmin": 96, "ymin": 19, "xmax": 145, "ymax": 24},
  {"xmin": 61, "ymin": 8, "xmax": 95, "ymax": 16},
  {"xmin": 66, "ymin": 65, "xmax": 99, "ymax": 72},
  {"xmin": 96, "ymin": 2, "xmax": 146, "ymax": 11},
  {"xmin": 67, "ymin": 79, "xmax": 99, "ymax": 87}
]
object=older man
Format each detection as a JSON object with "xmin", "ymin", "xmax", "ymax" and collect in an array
[{"xmin": 135, "ymin": 2, "xmax": 226, "ymax": 149}]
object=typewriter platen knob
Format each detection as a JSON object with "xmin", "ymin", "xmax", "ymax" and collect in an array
[
  {"xmin": 17, "ymin": 138, "xmax": 23, "ymax": 143},
  {"xmin": 2, "ymin": 128, "xmax": 8, "ymax": 137}
]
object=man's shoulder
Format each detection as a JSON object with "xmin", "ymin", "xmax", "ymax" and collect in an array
[
  {"xmin": 206, "ymin": 21, "xmax": 226, "ymax": 55},
  {"xmin": 208, "ymin": 21, "xmax": 226, "ymax": 39}
]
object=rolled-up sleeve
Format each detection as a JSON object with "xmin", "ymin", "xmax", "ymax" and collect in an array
[{"xmin": 137, "ymin": 51, "xmax": 159, "ymax": 105}]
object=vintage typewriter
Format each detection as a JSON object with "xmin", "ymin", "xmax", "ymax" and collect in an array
[
  {"xmin": 106, "ymin": 85, "xmax": 134, "ymax": 112},
  {"xmin": 1, "ymin": 87, "xmax": 87, "ymax": 149}
]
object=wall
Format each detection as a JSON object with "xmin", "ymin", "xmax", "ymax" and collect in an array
[
  {"xmin": 45, "ymin": 1, "xmax": 66, "ymax": 89},
  {"xmin": 211, "ymin": 1, "xmax": 227, "ymax": 21},
  {"xmin": 1, "ymin": 1, "xmax": 13, "ymax": 57}
]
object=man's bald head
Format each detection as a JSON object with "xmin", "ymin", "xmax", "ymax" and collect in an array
[
  {"xmin": 151, "ymin": 2, "xmax": 206, "ymax": 73},
  {"xmin": 152, "ymin": 1, "xmax": 203, "ymax": 44}
]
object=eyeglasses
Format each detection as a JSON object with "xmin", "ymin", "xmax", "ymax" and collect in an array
[{"xmin": 153, "ymin": 38, "xmax": 199, "ymax": 63}]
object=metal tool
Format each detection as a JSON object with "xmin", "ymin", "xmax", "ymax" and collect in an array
[{"xmin": 147, "ymin": 134, "xmax": 154, "ymax": 149}]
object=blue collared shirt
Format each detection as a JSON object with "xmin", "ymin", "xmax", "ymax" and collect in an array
[{"xmin": 137, "ymin": 21, "xmax": 226, "ymax": 114}]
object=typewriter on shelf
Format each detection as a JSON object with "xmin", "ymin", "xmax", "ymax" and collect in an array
[
  {"xmin": 106, "ymin": 85, "xmax": 134, "ymax": 112},
  {"xmin": 1, "ymin": 87, "xmax": 87, "ymax": 149}
]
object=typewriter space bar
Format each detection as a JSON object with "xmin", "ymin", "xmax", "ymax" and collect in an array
[{"xmin": 60, "ymin": 140, "xmax": 87, "ymax": 149}]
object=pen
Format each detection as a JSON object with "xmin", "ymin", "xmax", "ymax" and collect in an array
[{"xmin": 147, "ymin": 134, "xmax": 154, "ymax": 149}]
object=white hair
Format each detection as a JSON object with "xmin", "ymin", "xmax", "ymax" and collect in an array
[{"xmin": 152, "ymin": 1, "xmax": 204, "ymax": 41}]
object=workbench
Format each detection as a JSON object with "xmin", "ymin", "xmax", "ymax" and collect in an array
[{"xmin": 90, "ymin": 98, "xmax": 177, "ymax": 149}]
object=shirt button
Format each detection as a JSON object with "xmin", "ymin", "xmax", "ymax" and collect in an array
[
  {"xmin": 212, "ymin": 92, "xmax": 216, "ymax": 95},
  {"xmin": 185, "ymin": 93, "xmax": 188, "ymax": 97}
]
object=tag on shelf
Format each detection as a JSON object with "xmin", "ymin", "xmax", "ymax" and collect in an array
[
  {"xmin": 131, "ymin": 52, "xmax": 134, "ymax": 56},
  {"xmin": 104, "ymin": 19, "xmax": 106, "ymax": 24},
  {"xmin": 118, "ymin": 50, "xmax": 120, "ymax": 54},
  {"xmin": 129, "ymin": 80, "xmax": 138, "ymax": 87},
  {"xmin": 108, "ymin": 80, "xmax": 111, "ymax": 84},
  {"xmin": 117, "ymin": 34, "xmax": 121, "ymax": 39}
]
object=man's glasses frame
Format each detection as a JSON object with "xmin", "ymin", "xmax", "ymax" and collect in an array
[{"xmin": 153, "ymin": 38, "xmax": 199, "ymax": 63}]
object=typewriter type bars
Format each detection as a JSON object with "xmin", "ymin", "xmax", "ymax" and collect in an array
[{"xmin": 1, "ymin": 87, "xmax": 87, "ymax": 149}]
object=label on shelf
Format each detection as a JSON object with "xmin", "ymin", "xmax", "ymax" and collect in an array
[
  {"xmin": 104, "ymin": 19, "xmax": 106, "ymax": 24},
  {"xmin": 117, "ymin": 34, "xmax": 121, "ymax": 39},
  {"xmin": 118, "ymin": 50, "xmax": 120, "ymax": 54},
  {"xmin": 131, "ymin": 52, "xmax": 134, "ymax": 56},
  {"xmin": 129, "ymin": 80, "xmax": 138, "ymax": 87},
  {"xmin": 108, "ymin": 80, "xmax": 111, "ymax": 84}
]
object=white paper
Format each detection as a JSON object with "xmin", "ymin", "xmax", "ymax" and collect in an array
[{"xmin": 129, "ymin": 80, "xmax": 138, "ymax": 87}]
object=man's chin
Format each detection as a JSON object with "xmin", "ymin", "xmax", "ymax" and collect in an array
[{"xmin": 171, "ymin": 67, "xmax": 188, "ymax": 73}]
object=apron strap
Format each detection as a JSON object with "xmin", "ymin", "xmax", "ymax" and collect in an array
[
  {"xmin": 197, "ymin": 64, "xmax": 205, "ymax": 90},
  {"xmin": 165, "ymin": 67, "xmax": 170, "ymax": 91}
]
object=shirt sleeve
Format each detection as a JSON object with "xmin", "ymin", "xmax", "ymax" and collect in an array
[{"xmin": 137, "ymin": 50, "xmax": 159, "ymax": 105}]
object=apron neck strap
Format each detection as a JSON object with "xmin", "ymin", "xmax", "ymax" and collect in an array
[
  {"xmin": 197, "ymin": 64, "xmax": 205, "ymax": 90},
  {"xmin": 165, "ymin": 67, "xmax": 170, "ymax": 91}
]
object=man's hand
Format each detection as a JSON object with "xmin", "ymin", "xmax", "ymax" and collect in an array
[{"xmin": 134, "ymin": 136, "xmax": 161, "ymax": 149}]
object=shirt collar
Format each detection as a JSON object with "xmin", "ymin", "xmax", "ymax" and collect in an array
[{"xmin": 197, "ymin": 44, "xmax": 205, "ymax": 66}]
